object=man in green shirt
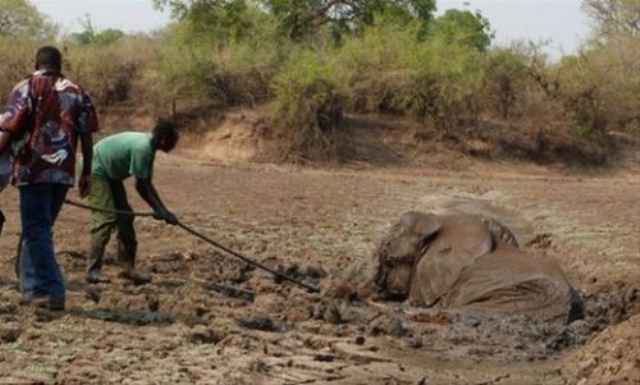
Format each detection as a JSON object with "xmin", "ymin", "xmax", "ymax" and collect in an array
[{"xmin": 86, "ymin": 120, "xmax": 179, "ymax": 285}]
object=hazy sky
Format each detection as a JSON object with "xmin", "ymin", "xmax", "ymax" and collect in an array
[
  {"xmin": 440, "ymin": 1, "xmax": 592, "ymax": 55},
  {"xmin": 31, "ymin": 0, "xmax": 592, "ymax": 56}
]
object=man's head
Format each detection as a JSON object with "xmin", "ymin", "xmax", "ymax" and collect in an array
[
  {"xmin": 35, "ymin": 46, "xmax": 62, "ymax": 72},
  {"xmin": 152, "ymin": 119, "xmax": 180, "ymax": 153}
]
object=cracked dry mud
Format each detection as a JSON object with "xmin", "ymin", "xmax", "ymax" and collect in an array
[{"xmin": 0, "ymin": 153, "xmax": 638, "ymax": 385}]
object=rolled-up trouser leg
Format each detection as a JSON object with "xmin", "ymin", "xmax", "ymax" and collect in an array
[
  {"xmin": 109, "ymin": 180, "xmax": 137, "ymax": 271},
  {"xmin": 88, "ymin": 174, "xmax": 117, "ymax": 276}
]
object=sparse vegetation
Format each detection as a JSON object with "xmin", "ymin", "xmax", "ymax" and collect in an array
[{"xmin": 0, "ymin": 0, "xmax": 638, "ymax": 162}]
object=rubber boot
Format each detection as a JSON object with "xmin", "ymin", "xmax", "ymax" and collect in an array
[
  {"xmin": 86, "ymin": 245, "xmax": 111, "ymax": 284},
  {"xmin": 117, "ymin": 240, "xmax": 151, "ymax": 285}
]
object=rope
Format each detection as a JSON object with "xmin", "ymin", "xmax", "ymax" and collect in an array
[{"xmin": 63, "ymin": 199, "xmax": 320, "ymax": 293}]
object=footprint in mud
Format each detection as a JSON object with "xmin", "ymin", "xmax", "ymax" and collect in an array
[
  {"xmin": 71, "ymin": 308, "xmax": 175, "ymax": 326},
  {"xmin": 202, "ymin": 282, "xmax": 256, "ymax": 302},
  {"xmin": 0, "ymin": 276, "xmax": 18, "ymax": 290},
  {"xmin": 236, "ymin": 316, "xmax": 291, "ymax": 332}
]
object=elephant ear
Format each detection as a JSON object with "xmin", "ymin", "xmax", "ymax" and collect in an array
[
  {"xmin": 412, "ymin": 212, "xmax": 441, "ymax": 241},
  {"xmin": 383, "ymin": 211, "xmax": 441, "ymax": 264}
]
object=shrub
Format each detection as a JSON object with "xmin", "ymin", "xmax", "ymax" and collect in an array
[
  {"xmin": 0, "ymin": 36, "xmax": 38, "ymax": 103},
  {"xmin": 153, "ymin": 15, "xmax": 284, "ymax": 114},
  {"xmin": 270, "ymin": 49, "xmax": 346, "ymax": 160},
  {"xmin": 558, "ymin": 36, "xmax": 640, "ymax": 135},
  {"xmin": 64, "ymin": 36, "xmax": 158, "ymax": 106},
  {"xmin": 481, "ymin": 48, "xmax": 529, "ymax": 119},
  {"xmin": 336, "ymin": 17, "xmax": 484, "ymax": 131}
]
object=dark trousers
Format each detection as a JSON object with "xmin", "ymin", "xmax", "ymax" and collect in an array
[{"xmin": 18, "ymin": 183, "xmax": 68, "ymax": 298}]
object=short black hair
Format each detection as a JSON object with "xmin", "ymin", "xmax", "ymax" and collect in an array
[
  {"xmin": 35, "ymin": 46, "xmax": 62, "ymax": 71},
  {"xmin": 152, "ymin": 118, "xmax": 179, "ymax": 141}
]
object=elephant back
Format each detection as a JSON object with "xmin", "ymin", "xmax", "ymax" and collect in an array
[
  {"xmin": 441, "ymin": 242, "xmax": 581, "ymax": 322},
  {"xmin": 409, "ymin": 214, "xmax": 494, "ymax": 306}
]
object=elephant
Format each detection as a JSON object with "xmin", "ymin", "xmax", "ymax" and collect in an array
[{"xmin": 331, "ymin": 211, "xmax": 583, "ymax": 323}]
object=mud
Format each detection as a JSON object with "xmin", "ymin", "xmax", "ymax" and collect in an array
[
  {"xmin": 0, "ymin": 153, "xmax": 638, "ymax": 384},
  {"xmin": 1, "ymin": 245, "xmax": 635, "ymax": 383},
  {"xmin": 563, "ymin": 314, "xmax": 640, "ymax": 385}
]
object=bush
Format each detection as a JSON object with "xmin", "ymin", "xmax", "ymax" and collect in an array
[
  {"xmin": 153, "ymin": 16, "xmax": 284, "ymax": 114},
  {"xmin": 270, "ymin": 49, "xmax": 346, "ymax": 160},
  {"xmin": 0, "ymin": 36, "xmax": 38, "ymax": 104},
  {"xmin": 558, "ymin": 36, "xmax": 640, "ymax": 135},
  {"xmin": 64, "ymin": 36, "xmax": 158, "ymax": 106},
  {"xmin": 336, "ymin": 18, "xmax": 483, "ymax": 131},
  {"xmin": 481, "ymin": 48, "xmax": 529, "ymax": 119}
]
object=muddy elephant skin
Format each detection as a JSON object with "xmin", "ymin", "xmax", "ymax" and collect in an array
[{"xmin": 370, "ymin": 211, "xmax": 583, "ymax": 322}]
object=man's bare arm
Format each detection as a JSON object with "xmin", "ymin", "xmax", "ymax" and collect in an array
[
  {"xmin": 78, "ymin": 131, "xmax": 93, "ymax": 198},
  {"xmin": 135, "ymin": 178, "xmax": 178, "ymax": 224},
  {"xmin": 80, "ymin": 132, "xmax": 92, "ymax": 175},
  {"xmin": 0, "ymin": 131, "xmax": 12, "ymax": 155}
]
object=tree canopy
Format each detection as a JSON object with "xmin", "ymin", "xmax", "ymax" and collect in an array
[
  {"xmin": 0, "ymin": 0, "xmax": 55, "ymax": 37},
  {"xmin": 265, "ymin": 0, "xmax": 436, "ymax": 40},
  {"xmin": 583, "ymin": 0, "xmax": 640, "ymax": 39},
  {"xmin": 71, "ymin": 15, "xmax": 125, "ymax": 45},
  {"xmin": 153, "ymin": 0, "xmax": 437, "ymax": 41},
  {"xmin": 429, "ymin": 9, "xmax": 493, "ymax": 51}
]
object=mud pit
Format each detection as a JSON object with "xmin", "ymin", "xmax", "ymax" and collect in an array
[{"xmin": 0, "ymin": 153, "xmax": 638, "ymax": 384}]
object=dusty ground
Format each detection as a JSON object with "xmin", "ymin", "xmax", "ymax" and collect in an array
[{"xmin": 0, "ymin": 145, "xmax": 638, "ymax": 384}]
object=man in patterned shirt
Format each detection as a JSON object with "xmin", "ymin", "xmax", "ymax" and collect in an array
[{"xmin": 0, "ymin": 46, "xmax": 98, "ymax": 311}]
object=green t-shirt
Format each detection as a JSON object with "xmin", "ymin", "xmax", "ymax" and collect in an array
[{"xmin": 93, "ymin": 132, "xmax": 155, "ymax": 181}]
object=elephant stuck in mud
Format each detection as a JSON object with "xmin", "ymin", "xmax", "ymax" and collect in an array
[{"xmin": 329, "ymin": 211, "xmax": 584, "ymax": 323}]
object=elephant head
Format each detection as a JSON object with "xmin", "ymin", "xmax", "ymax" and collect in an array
[
  {"xmin": 373, "ymin": 211, "xmax": 441, "ymax": 300},
  {"xmin": 372, "ymin": 211, "xmax": 520, "ymax": 305}
]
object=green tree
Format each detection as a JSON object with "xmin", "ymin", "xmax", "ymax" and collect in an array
[
  {"xmin": 429, "ymin": 9, "xmax": 493, "ymax": 51},
  {"xmin": 153, "ymin": 0, "xmax": 258, "ymax": 41},
  {"xmin": 154, "ymin": 0, "xmax": 437, "ymax": 42},
  {"xmin": 265, "ymin": 0, "xmax": 436, "ymax": 41},
  {"xmin": 71, "ymin": 14, "xmax": 96, "ymax": 45},
  {"xmin": 583, "ymin": 0, "xmax": 640, "ymax": 39},
  {"xmin": 0, "ymin": 0, "xmax": 55, "ymax": 37},
  {"xmin": 94, "ymin": 29, "xmax": 125, "ymax": 45},
  {"xmin": 71, "ymin": 15, "xmax": 126, "ymax": 45}
]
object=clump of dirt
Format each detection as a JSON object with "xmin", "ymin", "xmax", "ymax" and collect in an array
[
  {"xmin": 72, "ymin": 308, "xmax": 175, "ymax": 326},
  {"xmin": 581, "ymin": 284, "xmax": 640, "ymax": 333},
  {"xmin": 0, "ymin": 324, "xmax": 22, "ymax": 343},
  {"xmin": 236, "ymin": 316, "xmax": 291, "ymax": 332},
  {"xmin": 202, "ymin": 282, "xmax": 256, "ymax": 302},
  {"xmin": 563, "ymin": 314, "xmax": 640, "ymax": 385}
]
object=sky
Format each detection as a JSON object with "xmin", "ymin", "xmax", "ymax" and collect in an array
[
  {"xmin": 31, "ymin": 0, "xmax": 592, "ymax": 57},
  {"xmin": 438, "ymin": 1, "xmax": 592, "ymax": 55}
]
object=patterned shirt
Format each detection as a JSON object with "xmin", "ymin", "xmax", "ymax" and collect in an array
[{"xmin": 0, "ymin": 70, "xmax": 98, "ymax": 186}]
